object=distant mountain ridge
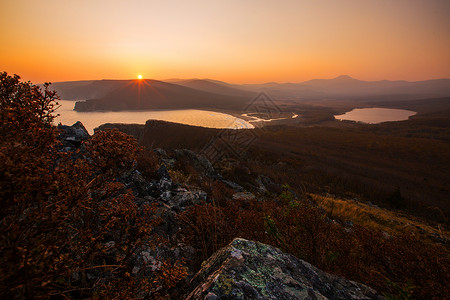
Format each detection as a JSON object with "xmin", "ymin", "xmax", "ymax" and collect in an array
[
  {"xmin": 48, "ymin": 76, "xmax": 450, "ymax": 111},
  {"xmin": 73, "ymin": 79, "xmax": 253, "ymax": 112},
  {"xmin": 240, "ymin": 75, "xmax": 450, "ymax": 100},
  {"xmin": 167, "ymin": 79, "xmax": 255, "ymax": 97}
]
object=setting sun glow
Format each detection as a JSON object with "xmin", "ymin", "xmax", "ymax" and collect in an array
[
  {"xmin": 1, "ymin": 1, "xmax": 449, "ymax": 83},
  {"xmin": 137, "ymin": 75, "xmax": 143, "ymax": 80}
]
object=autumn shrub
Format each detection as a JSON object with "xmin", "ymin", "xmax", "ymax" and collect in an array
[
  {"xmin": 0, "ymin": 73, "xmax": 59, "ymax": 217},
  {"xmin": 265, "ymin": 197, "xmax": 449, "ymax": 298},
  {"xmin": 0, "ymin": 72, "xmax": 186, "ymax": 298},
  {"xmin": 173, "ymin": 158, "xmax": 202, "ymax": 186},
  {"xmin": 137, "ymin": 147, "xmax": 160, "ymax": 181},
  {"xmin": 201, "ymin": 179, "xmax": 234, "ymax": 206},
  {"xmin": 219, "ymin": 161, "xmax": 253, "ymax": 188},
  {"xmin": 178, "ymin": 203, "xmax": 228, "ymax": 261},
  {"xmin": 178, "ymin": 199, "xmax": 269, "ymax": 264}
]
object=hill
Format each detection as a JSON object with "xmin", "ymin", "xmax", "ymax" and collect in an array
[
  {"xmin": 46, "ymin": 80, "xmax": 117, "ymax": 100},
  {"xmin": 167, "ymin": 78, "xmax": 256, "ymax": 97},
  {"xmin": 73, "ymin": 79, "xmax": 254, "ymax": 111},
  {"xmin": 49, "ymin": 76, "xmax": 450, "ymax": 112},
  {"xmin": 241, "ymin": 75, "xmax": 450, "ymax": 100}
]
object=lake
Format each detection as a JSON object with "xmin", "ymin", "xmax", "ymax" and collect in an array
[
  {"xmin": 334, "ymin": 108, "xmax": 416, "ymax": 124},
  {"xmin": 54, "ymin": 100, "xmax": 254, "ymax": 134}
]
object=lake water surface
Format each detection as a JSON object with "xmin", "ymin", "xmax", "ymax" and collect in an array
[
  {"xmin": 335, "ymin": 108, "xmax": 416, "ymax": 124},
  {"xmin": 54, "ymin": 100, "xmax": 254, "ymax": 134}
]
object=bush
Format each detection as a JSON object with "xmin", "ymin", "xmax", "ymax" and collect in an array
[
  {"xmin": 137, "ymin": 147, "xmax": 160, "ymax": 181},
  {"xmin": 0, "ymin": 72, "xmax": 59, "ymax": 216}
]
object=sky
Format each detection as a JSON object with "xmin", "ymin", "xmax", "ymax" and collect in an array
[{"xmin": 1, "ymin": 0, "xmax": 449, "ymax": 84}]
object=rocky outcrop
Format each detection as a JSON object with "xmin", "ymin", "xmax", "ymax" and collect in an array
[
  {"xmin": 186, "ymin": 238, "xmax": 381, "ymax": 300},
  {"xmin": 94, "ymin": 123, "xmax": 145, "ymax": 140},
  {"xmin": 174, "ymin": 149, "xmax": 219, "ymax": 179},
  {"xmin": 57, "ymin": 121, "xmax": 90, "ymax": 151}
]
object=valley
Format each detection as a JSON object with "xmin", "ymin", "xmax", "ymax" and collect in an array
[{"xmin": 55, "ymin": 76, "xmax": 450, "ymax": 228}]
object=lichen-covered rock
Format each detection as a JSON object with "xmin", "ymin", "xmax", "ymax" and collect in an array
[{"xmin": 186, "ymin": 238, "xmax": 381, "ymax": 300}]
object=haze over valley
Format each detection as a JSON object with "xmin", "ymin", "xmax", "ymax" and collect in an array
[{"xmin": 51, "ymin": 75, "xmax": 450, "ymax": 112}]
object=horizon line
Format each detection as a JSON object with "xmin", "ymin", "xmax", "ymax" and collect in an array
[{"xmin": 35, "ymin": 75, "xmax": 450, "ymax": 86}]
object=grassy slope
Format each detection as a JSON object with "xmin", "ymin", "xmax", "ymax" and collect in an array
[{"xmin": 311, "ymin": 193, "xmax": 448, "ymax": 243}]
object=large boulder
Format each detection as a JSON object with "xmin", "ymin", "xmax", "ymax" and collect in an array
[{"xmin": 186, "ymin": 238, "xmax": 381, "ymax": 300}]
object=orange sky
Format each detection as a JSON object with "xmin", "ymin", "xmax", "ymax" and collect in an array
[{"xmin": 1, "ymin": 0, "xmax": 449, "ymax": 84}]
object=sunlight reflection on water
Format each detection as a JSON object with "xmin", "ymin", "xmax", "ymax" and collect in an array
[
  {"xmin": 335, "ymin": 108, "xmax": 416, "ymax": 124},
  {"xmin": 54, "ymin": 100, "xmax": 254, "ymax": 134}
]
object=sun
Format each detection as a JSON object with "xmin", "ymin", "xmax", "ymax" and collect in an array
[{"xmin": 137, "ymin": 74, "xmax": 143, "ymax": 80}]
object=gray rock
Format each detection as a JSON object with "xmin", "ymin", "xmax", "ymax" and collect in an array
[
  {"xmin": 255, "ymin": 176, "xmax": 268, "ymax": 193},
  {"xmin": 160, "ymin": 190, "xmax": 172, "ymax": 202},
  {"xmin": 186, "ymin": 238, "xmax": 381, "ymax": 300},
  {"xmin": 169, "ymin": 189, "xmax": 207, "ymax": 209},
  {"xmin": 121, "ymin": 170, "xmax": 155, "ymax": 198},
  {"xmin": 222, "ymin": 180, "xmax": 244, "ymax": 192},
  {"xmin": 257, "ymin": 175, "xmax": 282, "ymax": 194},
  {"xmin": 232, "ymin": 192, "xmax": 256, "ymax": 201},
  {"xmin": 57, "ymin": 121, "xmax": 90, "ymax": 151},
  {"xmin": 157, "ymin": 164, "xmax": 171, "ymax": 180},
  {"xmin": 154, "ymin": 148, "xmax": 167, "ymax": 157},
  {"xmin": 158, "ymin": 177, "xmax": 173, "ymax": 192},
  {"xmin": 58, "ymin": 121, "xmax": 89, "ymax": 141},
  {"xmin": 174, "ymin": 149, "xmax": 217, "ymax": 178}
]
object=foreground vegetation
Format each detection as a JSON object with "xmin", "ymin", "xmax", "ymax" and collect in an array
[{"xmin": 0, "ymin": 73, "xmax": 186, "ymax": 298}]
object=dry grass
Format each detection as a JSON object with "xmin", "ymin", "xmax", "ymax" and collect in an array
[{"xmin": 312, "ymin": 193, "xmax": 449, "ymax": 243}]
